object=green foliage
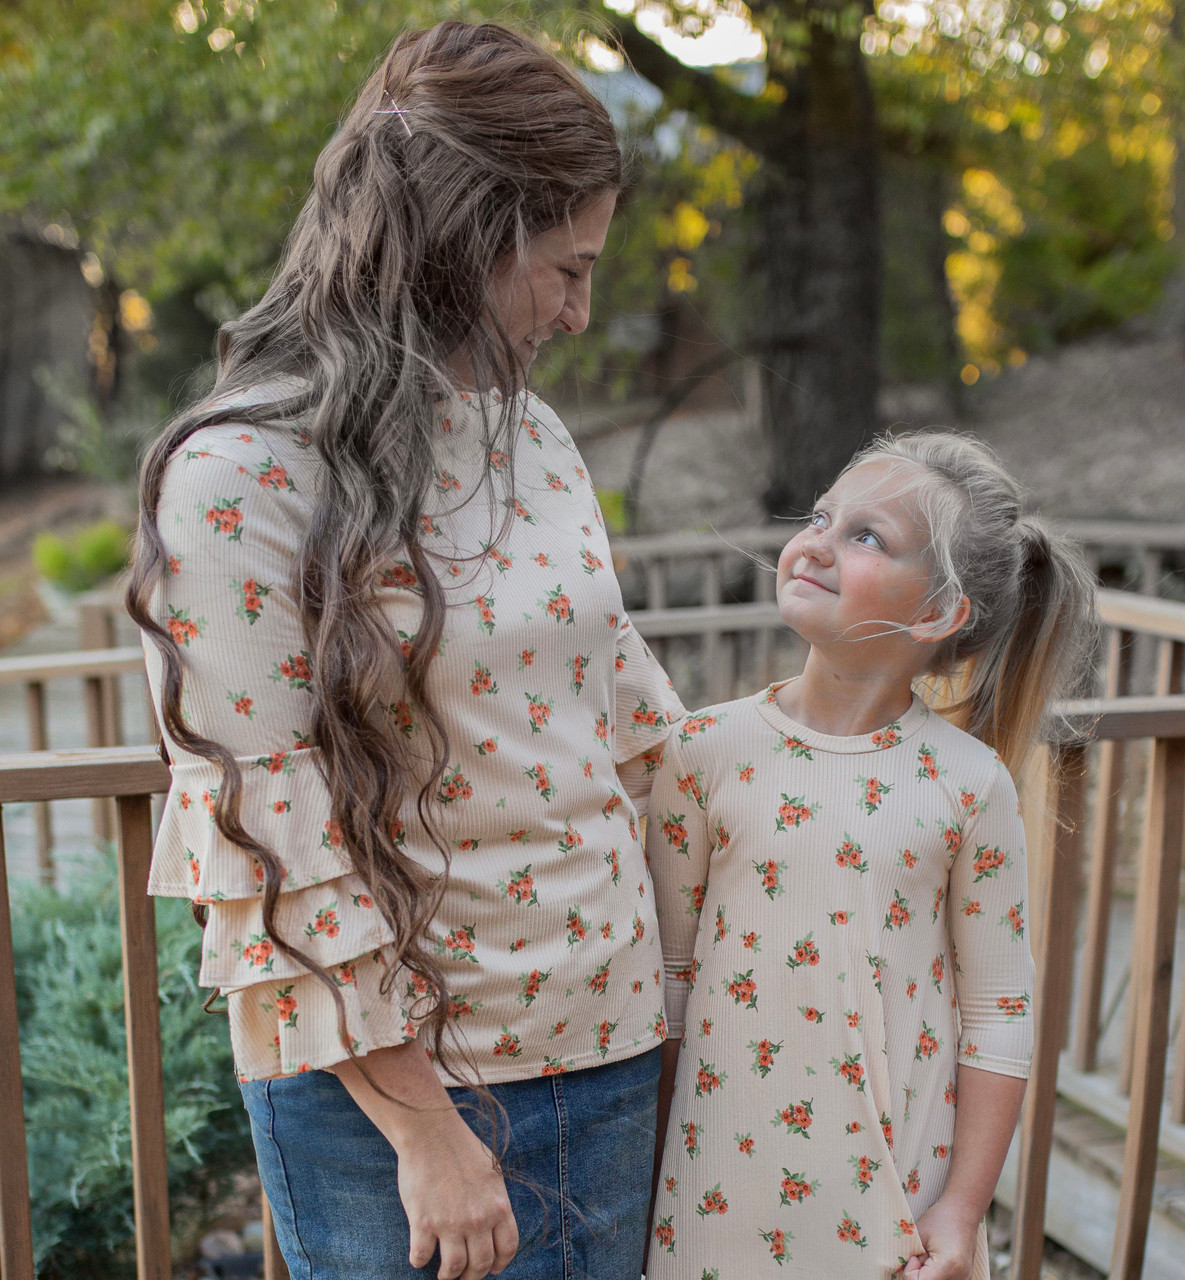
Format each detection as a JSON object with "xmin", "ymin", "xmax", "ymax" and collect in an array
[
  {"xmin": 33, "ymin": 521, "xmax": 130, "ymax": 593},
  {"xmin": 35, "ymin": 362, "xmax": 160, "ymax": 482},
  {"xmin": 12, "ymin": 856, "xmax": 252, "ymax": 1278}
]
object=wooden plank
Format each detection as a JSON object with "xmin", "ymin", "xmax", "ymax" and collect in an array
[
  {"xmin": 0, "ymin": 814, "xmax": 36, "ymax": 1280},
  {"xmin": 1072, "ymin": 630, "xmax": 1133, "ymax": 1072},
  {"xmin": 1011, "ymin": 744, "xmax": 1089, "ymax": 1280},
  {"xmin": 1110, "ymin": 732, "xmax": 1185, "ymax": 1279},
  {"xmin": 632, "ymin": 601, "xmax": 782, "ymax": 639},
  {"xmin": 24, "ymin": 679, "xmax": 53, "ymax": 885},
  {"xmin": 0, "ymin": 747, "xmax": 170, "ymax": 804},
  {"xmin": 0, "ymin": 646, "xmax": 145, "ymax": 686},
  {"xmin": 1058, "ymin": 520, "xmax": 1185, "ymax": 552},
  {"xmin": 116, "ymin": 794, "xmax": 172, "ymax": 1280},
  {"xmin": 1097, "ymin": 590, "xmax": 1185, "ymax": 644},
  {"xmin": 1056, "ymin": 693, "xmax": 1185, "ymax": 742},
  {"xmin": 262, "ymin": 1191, "xmax": 290, "ymax": 1280}
]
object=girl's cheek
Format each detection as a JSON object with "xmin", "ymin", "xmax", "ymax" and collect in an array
[{"xmin": 776, "ymin": 540, "xmax": 798, "ymax": 592}]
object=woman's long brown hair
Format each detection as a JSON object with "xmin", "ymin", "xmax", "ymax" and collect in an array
[{"xmin": 126, "ymin": 21, "xmax": 623, "ymax": 1081}]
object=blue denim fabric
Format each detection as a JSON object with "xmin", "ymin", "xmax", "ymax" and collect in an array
[{"xmin": 240, "ymin": 1047, "xmax": 660, "ymax": 1280}]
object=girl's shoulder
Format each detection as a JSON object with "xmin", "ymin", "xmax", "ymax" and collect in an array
[
  {"xmin": 924, "ymin": 709, "xmax": 1015, "ymax": 790},
  {"xmin": 668, "ymin": 694, "xmax": 762, "ymax": 760}
]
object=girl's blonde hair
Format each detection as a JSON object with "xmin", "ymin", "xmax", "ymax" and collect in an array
[{"xmin": 844, "ymin": 431, "xmax": 1098, "ymax": 773}]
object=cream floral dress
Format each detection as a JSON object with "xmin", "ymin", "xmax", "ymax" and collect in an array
[
  {"xmin": 646, "ymin": 684, "xmax": 1034, "ymax": 1279},
  {"xmin": 143, "ymin": 390, "xmax": 684, "ymax": 1082}
]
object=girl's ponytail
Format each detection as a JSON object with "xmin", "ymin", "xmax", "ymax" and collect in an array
[
  {"xmin": 953, "ymin": 518, "xmax": 1098, "ymax": 772},
  {"xmin": 848, "ymin": 433, "xmax": 1099, "ymax": 774}
]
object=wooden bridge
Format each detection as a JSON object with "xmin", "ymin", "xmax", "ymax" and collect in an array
[{"xmin": 2, "ymin": 520, "xmax": 1184, "ymax": 1279}]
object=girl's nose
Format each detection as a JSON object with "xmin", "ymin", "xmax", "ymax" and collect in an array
[{"xmin": 801, "ymin": 526, "xmax": 833, "ymax": 565}]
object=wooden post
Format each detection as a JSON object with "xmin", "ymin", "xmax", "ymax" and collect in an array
[
  {"xmin": 1109, "ymin": 728, "xmax": 1185, "ymax": 1279},
  {"xmin": 262, "ymin": 1191, "xmax": 290, "ymax": 1280},
  {"xmin": 1118, "ymin": 638, "xmax": 1181, "ymax": 1095},
  {"xmin": 84, "ymin": 675, "xmax": 115, "ymax": 843},
  {"xmin": 703, "ymin": 558, "xmax": 727, "ymax": 704},
  {"xmin": 753, "ymin": 558, "xmax": 776, "ymax": 688},
  {"xmin": 0, "ymin": 812, "xmax": 36, "ymax": 1280},
  {"xmin": 116, "ymin": 794, "xmax": 172, "ymax": 1280},
  {"xmin": 24, "ymin": 679, "xmax": 53, "ymax": 884},
  {"xmin": 1072, "ymin": 629, "xmax": 1133, "ymax": 1072},
  {"xmin": 1010, "ymin": 744, "xmax": 1088, "ymax": 1280},
  {"xmin": 79, "ymin": 593, "xmax": 124, "ymax": 747},
  {"xmin": 645, "ymin": 560, "xmax": 666, "ymax": 667}
]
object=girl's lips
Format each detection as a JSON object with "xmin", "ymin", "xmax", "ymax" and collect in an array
[{"xmin": 793, "ymin": 573, "xmax": 836, "ymax": 594}]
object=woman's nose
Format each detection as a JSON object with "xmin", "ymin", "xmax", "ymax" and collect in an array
[{"xmin": 559, "ymin": 279, "xmax": 592, "ymax": 335}]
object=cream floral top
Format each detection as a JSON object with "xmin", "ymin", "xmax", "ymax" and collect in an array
[
  {"xmin": 143, "ymin": 390, "xmax": 684, "ymax": 1082},
  {"xmin": 645, "ymin": 685, "xmax": 1034, "ymax": 1279}
]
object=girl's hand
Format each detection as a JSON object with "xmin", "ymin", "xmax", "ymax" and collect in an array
[
  {"xmin": 394, "ymin": 1106, "xmax": 518, "ymax": 1280},
  {"xmin": 901, "ymin": 1198, "xmax": 979, "ymax": 1280}
]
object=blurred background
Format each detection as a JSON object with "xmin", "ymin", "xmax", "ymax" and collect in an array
[{"xmin": 2, "ymin": 4, "xmax": 1184, "ymax": 1278}]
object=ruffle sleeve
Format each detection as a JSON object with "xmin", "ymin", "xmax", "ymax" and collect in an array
[{"xmin": 145, "ymin": 437, "xmax": 417, "ymax": 1078}]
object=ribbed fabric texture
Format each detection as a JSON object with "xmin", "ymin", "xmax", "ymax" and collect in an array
[
  {"xmin": 142, "ymin": 391, "xmax": 684, "ymax": 1081},
  {"xmin": 645, "ymin": 684, "xmax": 1033, "ymax": 1278}
]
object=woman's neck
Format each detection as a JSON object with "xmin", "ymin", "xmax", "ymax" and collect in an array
[{"xmin": 775, "ymin": 649, "xmax": 916, "ymax": 738}]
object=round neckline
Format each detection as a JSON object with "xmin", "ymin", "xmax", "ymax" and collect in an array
[{"xmin": 753, "ymin": 679, "xmax": 930, "ymax": 755}]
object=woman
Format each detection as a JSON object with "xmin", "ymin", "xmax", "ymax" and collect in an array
[{"xmin": 127, "ymin": 22, "xmax": 683, "ymax": 1280}]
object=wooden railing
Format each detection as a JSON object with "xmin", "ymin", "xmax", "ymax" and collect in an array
[
  {"xmin": 0, "ymin": 647, "xmax": 145, "ymax": 878},
  {"xmin": 0, "ymin": 748, "xmax": 288, "ymax": 1280}
]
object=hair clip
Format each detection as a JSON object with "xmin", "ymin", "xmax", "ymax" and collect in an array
[{"xmin": 374, "ymin": 91, "xmax": 413, "ymax": 138}]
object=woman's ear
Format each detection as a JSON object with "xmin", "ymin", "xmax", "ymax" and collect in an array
[{"xmin": 910, "ymin": 595, "xmax": 971, "ymax": 645}]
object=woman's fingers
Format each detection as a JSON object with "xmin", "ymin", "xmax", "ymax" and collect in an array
[{"xmin": 490, "ymin": 1214, "xmax": 519, "ymax": 1274}]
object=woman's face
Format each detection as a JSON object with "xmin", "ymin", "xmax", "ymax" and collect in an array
[{"xmin": 485, "ymin": 190, "xmax": 617, "ymax": 380}]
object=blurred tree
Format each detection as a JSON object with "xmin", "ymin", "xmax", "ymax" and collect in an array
[
  {"xmin": 0, "ymin": 0, "xmax": 523, "ymax": 398},
  {"xmin": 870, "ymin": 0, "xmax": 1182, "ymax": 374},
  {"xmin": 607, "ymin": 2, "xmax": 882, "ymax": 518}
]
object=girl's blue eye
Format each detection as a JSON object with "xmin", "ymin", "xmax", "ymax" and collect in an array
[
  {"xmin": 809, "ymin": 512, "xmax": 827, "ymax": 527},
  {"xmin": 857, "ymin": 530, "xmax": 883, "ymax": 549}
]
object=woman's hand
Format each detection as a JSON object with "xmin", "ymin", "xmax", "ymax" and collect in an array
[
  {"xmin": 332, "ymin": 1042, "xmax": 518, "ymax": 1279},
  {"xmin": 901, "ymin": 1198, "xmax": 979, "ymax": 1280},
  {"xmin": 394, "ymin": 1105, "xmax": 518, "ymax": 1279}
]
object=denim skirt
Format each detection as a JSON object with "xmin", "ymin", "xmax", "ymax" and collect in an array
[{"xmin": 239, "ymin": 1046, "xmax": 661, "ymax": 1280}]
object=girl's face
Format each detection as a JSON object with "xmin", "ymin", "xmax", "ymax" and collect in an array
[
  {"xmin": 776, "ymin": 460, "xmax": 941, "ymax": 652},
  {"xmin": 484, "ymin": 190, "xmax": 617, "ymax": 381}
]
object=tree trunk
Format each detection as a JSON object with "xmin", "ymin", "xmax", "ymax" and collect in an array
[{"xmin": 755, "ymin": 21, "xmax": 881, "ymax": 518}]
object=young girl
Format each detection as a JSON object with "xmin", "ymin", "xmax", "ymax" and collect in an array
[{"xmin": 645, "ymin": 433, "xmax": 1095, "ymax": 1280}]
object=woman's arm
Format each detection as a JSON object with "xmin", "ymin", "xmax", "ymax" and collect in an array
[
  {"xmin": 332, "ymin": 1043, "xmax": 518, "ymax": 1280},
  {"xmin": 903, "ymin": 1066, "xmax": 1025, "ymax": 1279}
]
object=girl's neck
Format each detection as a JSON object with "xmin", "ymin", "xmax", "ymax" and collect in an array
[{"xmin": 775, "ymin": 650, "xmax": 917, "ymax": 738}]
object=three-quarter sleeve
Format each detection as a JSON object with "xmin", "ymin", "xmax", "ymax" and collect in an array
[
  {"xmin": 947, "ymin": 762, "xmax": 1036, "ymax": 1079},
  {"xmin": 645, "ymin": 732, "xmax": 713, "ymax": 1038}
]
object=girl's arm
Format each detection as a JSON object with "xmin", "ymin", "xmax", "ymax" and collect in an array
[
  {"xmin": 910, "ymin": 759, "xmax": 1035, "ymax": 1279},
  {"xmin": 903, "ymin": 1066, "xmax": 1024, "ymax": 1278},
  {"xmin": 332, "ymin": 1043, "xmax": 518, "ymax": 1280}
]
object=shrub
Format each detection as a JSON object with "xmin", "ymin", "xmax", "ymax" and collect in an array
[
  {"xmin": 32, "ymin": 522, "xmax": 130, "ymax": 594},
  {"xmin": 12, "ymin": 857, "xmax": 254, "ymax": 1279}
]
